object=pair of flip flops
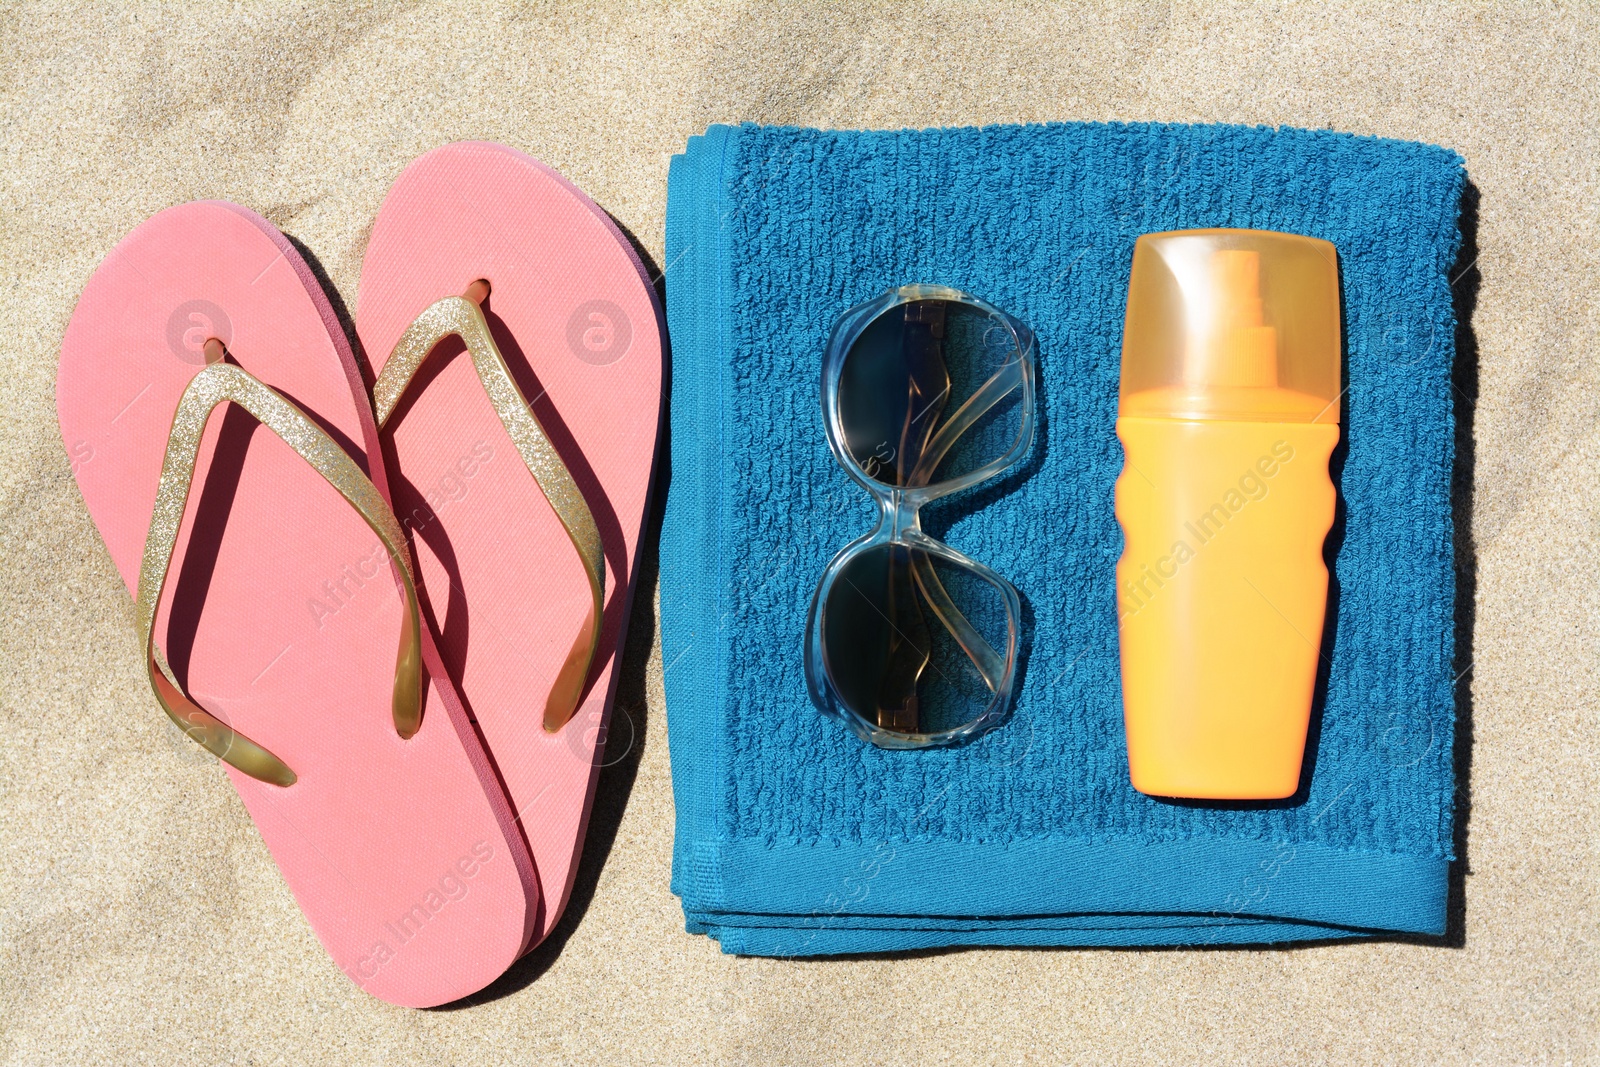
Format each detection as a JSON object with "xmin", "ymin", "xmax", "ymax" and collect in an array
[{"xmin": 56, "ymin": 142, "xmax": 662, "ymax": 1007}]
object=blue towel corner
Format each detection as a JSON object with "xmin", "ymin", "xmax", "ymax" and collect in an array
[{"xmin": 660, "ymin": 120, "xmax": 1464, "ymax": 955}]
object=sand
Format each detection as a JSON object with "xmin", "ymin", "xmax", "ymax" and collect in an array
[{"xmin": 1, "ymin": 2, "xmax": 1596, "ymax": 1063}]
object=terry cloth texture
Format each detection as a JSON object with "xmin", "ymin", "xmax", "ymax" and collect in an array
[{"xmin": 660, "ymin": 121, "xmax": 1464, "ymax": 956}]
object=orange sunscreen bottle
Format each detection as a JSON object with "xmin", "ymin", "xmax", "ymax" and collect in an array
[{"xmin": 1114, "ymin": 229, "xmax": 1342, "ymax": 799}]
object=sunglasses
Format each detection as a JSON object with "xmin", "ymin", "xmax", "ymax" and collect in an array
[{"xmin": 805, "ymin": 285, "xmax": 1036, "ymax": 748}]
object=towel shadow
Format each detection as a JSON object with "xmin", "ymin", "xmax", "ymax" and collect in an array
[{"xmin": 1442, "ymin": 178, "xmax": 1482, "ymax": 948}]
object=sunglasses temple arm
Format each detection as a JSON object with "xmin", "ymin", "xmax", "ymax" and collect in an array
[
  {"xmin": 907, "ymin": 358, "xmax": 1024, "ymax": 487},
  {"xmin": 910, "ymin": 551, "xmax": 1005, "ymax": 693}
]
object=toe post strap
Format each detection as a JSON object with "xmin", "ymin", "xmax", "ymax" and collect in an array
[
  {"xmin": 136, "ymin": 359, "xmax": 424, "ymax": 787},
  {"xmin": 373, "ymin": 284, "xmax": 606, "ymax": 732}
]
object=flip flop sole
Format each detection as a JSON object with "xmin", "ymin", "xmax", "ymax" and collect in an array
[
  {"xmin": 357, "ymin": 143, "xmax": 663, "ymax": 948},
  {"xmin": 57, "ymin": 201, "xmax": 539, "ymax": 1007}
]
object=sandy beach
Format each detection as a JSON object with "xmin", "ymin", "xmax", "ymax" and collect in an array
[{"xmin": 1, "ymin": 3, "xmax": 1595, "ymax": 1062}]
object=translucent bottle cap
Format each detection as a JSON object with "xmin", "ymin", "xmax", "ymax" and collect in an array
[{"xmin": 1118, "ymin": 229, "xmax": 1342, "ymax": 423}]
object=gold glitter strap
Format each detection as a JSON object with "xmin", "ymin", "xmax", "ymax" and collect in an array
[
  {"xmin": 136, "ymin": 360, "xmax": 424, "ymax": 787},
  {"xmin": 373, "ymin": 284, "xmax": 604, "ymax": 731}
]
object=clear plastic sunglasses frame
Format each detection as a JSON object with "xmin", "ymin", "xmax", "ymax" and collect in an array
[{"xmin": 804, "ymin": 284, "xmax": 1037, "ymax": 748}]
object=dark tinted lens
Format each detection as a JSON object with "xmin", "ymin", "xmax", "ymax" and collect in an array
[
  {"xmin": 838, "ymin": 300, "xmax": 1026, "ymax": 487},
  {"xmin": 822, "ymin": 543, "xmax": 1012, "ymax": 737}
]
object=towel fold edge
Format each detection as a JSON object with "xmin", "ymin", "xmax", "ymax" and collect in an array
[{"xmin": 678, "ymin": 835, "xmax": 1448, "ymax": 938}]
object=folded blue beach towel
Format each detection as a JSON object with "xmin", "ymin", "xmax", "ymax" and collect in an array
[{"xmin": 660, "ymin": 120, "xmax": 1464, "ymax": 956}]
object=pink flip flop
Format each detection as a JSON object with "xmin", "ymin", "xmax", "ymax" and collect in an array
[
  {"xmin": 356, "ymin": 142, "xmax": 663, "ymax": 949},
  {"xmin": 57, "ymin": 201, "xmax": 540, "ymax": 1007}
]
